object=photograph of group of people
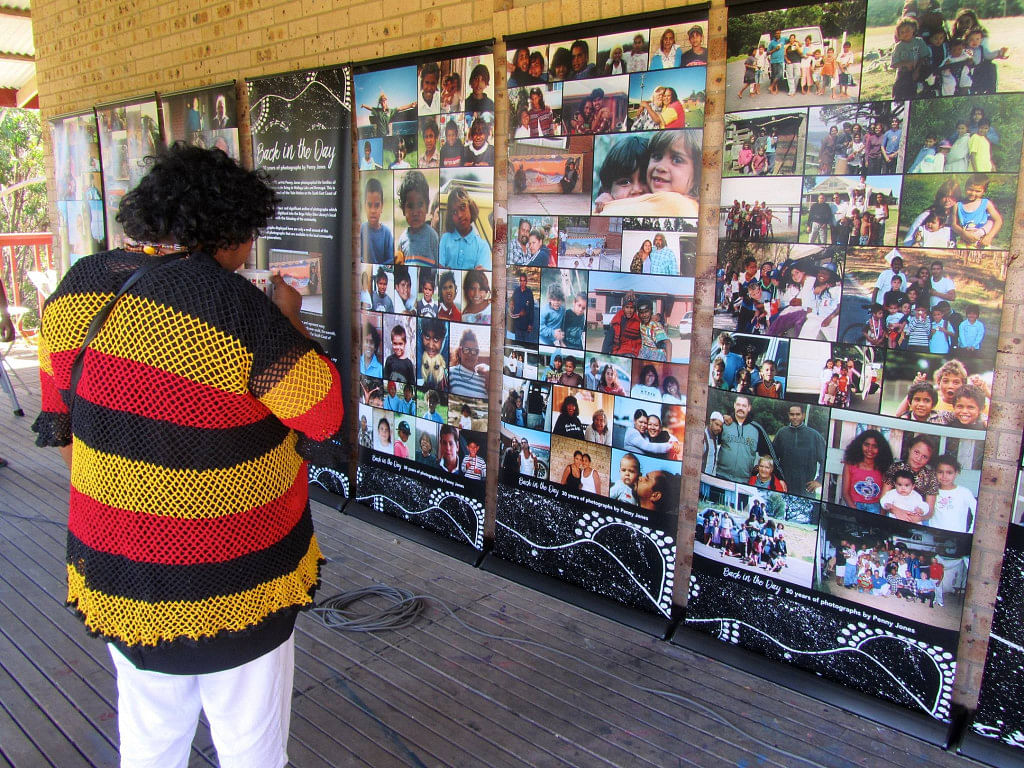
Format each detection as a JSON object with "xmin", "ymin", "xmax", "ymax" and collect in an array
[
  {"xmin": 815, "ymin": 505, "xmax": 971, "ymax": 629},
  {"xmin": 356, "ymin": 56, "xmax": 495, "ymax": 487},
  {"xmin": 696, "ymin": 475, "xmax": 821, "ymax": 587},
  {"xmin": 497, "ymin": 20, "xmax": 706, "ymax": 522}
]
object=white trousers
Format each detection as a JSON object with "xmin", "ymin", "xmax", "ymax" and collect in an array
[{"xmin": 108, "ymin": 633, "xmax": 294, "ymax": 768}]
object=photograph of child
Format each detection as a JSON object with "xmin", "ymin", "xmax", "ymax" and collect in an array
[
  {"xmin": 360, "ymin": 171, "xmax": 395, "ymax": 264},
  {"xmin": 591, "ymin": 130, "xmax": 702, "ymax": 218},
  {"xmin": 417, "ymin": 389, "xmax": 448, "ymax": 426},
  {"xmin": 586, "ymin": 352, "xmax": 633, "ymax": 394},
  {"xmin": 879, "ymin": 353, "xmax": 990, "ymax": 430},
  {"xmin": 709, "ymin": 333, "xmax": 790, "ymax": 401},
  {"xmin": 898, "ymin": 172, "xmax": 1016, "ymax": 249},
  {"xmin": 904, "ymin": 95, "xmax": 1024, "ymax": 174},
  {"xmin": 724, "ymin": 2, "xmax": 867, "ymax": 112},
  {"xmin": 393, "ymin": 169, "xmax": 440, "ymax": 267},
  {"xmin": 609, "ymin": 449, "xmax": 680, "ymax": 508},
  {"xmin": 724, "ymin": 108, "xmax": 807, "ymax": 177},
  {"xmin": 824, "ymin": 409, "xmax": 983, "ymax": 529},
  {"xmin": 383, "ymin": 314, "xmax": 417, "ymax": 386},
  {"xmin": 859, "ymin": 0, "xmax": 1019, "ymax": 103},
  {"xmin": 720, "ymin": 176, "xmax": 803, "ymax": 242},
  {"xmin": 814, "ymin": 505, "xmax": 971, "ymax": 630},
  {"xmin": 538, "ymin": 268, "xmax": 589, "ymax": 348},
  {"xmin": 805, "ymin": 101, "xmax": 907, "ymax": 176},
  {"xmin": 785, "ymin": 340, "xmax": 883, "ymax": 413},
  {"xmin": 695, "ymin": 475, "xmax": 820, "ymax": 587},
  {"xmin": 836, "ymin": 246, "xmax": 1005, "ymax": 358},
  {"xmin": 563, "ymin": 76, "xmax": 630, "ymax": 135},
  {"xmin": 631, "ymin": 360, "xmax": 688, "ymax": 404},
  {"xmin": 416, "ymin": 317, "xmax": 449, "ymax": 392},
  {"xmin": 799, "ymin": 175, "xmax": 902, "ymax": 246}
]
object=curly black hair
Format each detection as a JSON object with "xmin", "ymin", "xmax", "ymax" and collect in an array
[{"xmin": 116, "ymin": 142, "xmax": 279, "ymax": 253}]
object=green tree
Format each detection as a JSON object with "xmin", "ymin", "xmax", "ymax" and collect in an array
[{"xmin": 0, "ymin": 108, "xmax": 49, "ymax": 321}]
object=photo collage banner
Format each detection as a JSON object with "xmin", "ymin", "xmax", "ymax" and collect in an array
[
  {"xmin": 49, "ymin": 110, "xmax": 106, "ymax": 264},
  {"xmin": 684, "ymin": 0, "xmax": 1020, "ymax": 719},
  {"xmin": 94, "ymin": 96, "xmax": 163, "ymax": 249},
  {"xmin": 247, "ymin": 66, "xmax": 354, "ymax": 498},
  {"xmin": 353, "ymin": 49, "xmax": 496, "ymax": 549},
  {"xmin": 493, "ymin": 18, "xmax": 707, "ymax": 616},
  {"xmin": 970, "ymin": 441, "xmax": 1024, "ymax": 751},
  {"xmin": 161, "ymin": 83, "xmax": 240, "ymax": 161}
]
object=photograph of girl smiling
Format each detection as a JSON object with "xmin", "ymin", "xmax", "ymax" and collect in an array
[{"xmin": 592, "ymin": 129, "xmax": 702, "ymax": 217}]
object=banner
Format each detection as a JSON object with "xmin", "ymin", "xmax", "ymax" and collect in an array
[
  {"xmin": 247, "ymin": 66, "xmax": 353, "ymax": 498},
  {"xmin": 352, "ymin": 48, "xmax": 496, "ymax": 548},
  {"xmin": 685, "ymin": 0, "xmax": 1020, "ymax": 719},
  {"xmin": 160, "ymin": 82, "xmax": 240, "ymax": 160},
  {"xmin": 94, "ymin": 96, "xmax": 163, "ymax": 249},
  {"xmin": 970, "ymin": 449, "xmax": 1024, "ymax": 752},
  {"xmin": 493, "ymin": 18, "xmax": 708, "ymax": 616},
  {"xmin": 49, "ymin": 110, "xmax": 105, "ymax": 264}
]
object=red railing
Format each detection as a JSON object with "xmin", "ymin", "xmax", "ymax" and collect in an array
[{"xmin": 0, "ymin": 232, "xmax": 55, "ymax": 307}]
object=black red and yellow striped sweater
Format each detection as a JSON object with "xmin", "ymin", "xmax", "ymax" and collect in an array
[{"xmin": 33, "ymin": 249, "xmax": 344, "ymax": 674}]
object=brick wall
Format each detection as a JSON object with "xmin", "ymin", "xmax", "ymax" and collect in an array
[{"xmin": 30, "ymin": 0, "xmax": 1024, "ymax": 709}]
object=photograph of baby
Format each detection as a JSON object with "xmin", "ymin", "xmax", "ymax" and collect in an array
[
  {"xmin": 695, "ymin": 475, "xmax": 821, "ymax": 588},
  {"xmin": 824, "ymin": 408, "xmax": 983, "ymax": 534},
  {"xmin": 609, "ymin": 449, "xmax": 681, "ymax": 512},
  {"xmin": 591, "ymin": 129, "xmax": 702, "ymax": 218},
  {"xmin": 724, "ymin": 108, "xmax": 808, "ymax": 177},
  {"xmin": 814, "ymin": 504, "xmax": 971, "ymax": 631}
]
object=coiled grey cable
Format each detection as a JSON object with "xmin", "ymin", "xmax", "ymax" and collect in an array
[{"xmin": 310, "ymin": 585, "xmax": 829, "ymax": 768}]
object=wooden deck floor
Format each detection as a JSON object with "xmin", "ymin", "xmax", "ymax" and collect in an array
[{"xmin": 0, "ymin": 344, "xmax": 984, "ymax": 768}]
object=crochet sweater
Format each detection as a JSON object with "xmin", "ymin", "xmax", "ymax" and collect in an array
[{"xmin": 33, "ymin": 250, "xmax": 344, "ymax": 673}]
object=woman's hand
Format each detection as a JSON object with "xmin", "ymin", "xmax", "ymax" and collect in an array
[{"xmin": 271, "ymin": 273, "xmax": 310, "ymax": 337}]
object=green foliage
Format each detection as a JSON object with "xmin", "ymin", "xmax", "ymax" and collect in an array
[
  {"xmin": 727, "ymin": 2, "xmax": 869, "ymax": 57},
  {"xmin": 0, "ymin": 108, "xmax": 50, "ymax": 321}
]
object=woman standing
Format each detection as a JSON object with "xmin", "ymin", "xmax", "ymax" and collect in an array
[{"xmin": 630, "ymin": 239, "xmax": 653, "ymax": 274}]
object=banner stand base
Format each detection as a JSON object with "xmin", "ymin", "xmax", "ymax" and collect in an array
[
  {"xmin": 479, "ymin": 553, "xmax": 673, "ymax": 638},
  {"xmin": 309, "ymin": 485, "xmax": 346, "ymax": 511},
  {"xmin": 958, "ymin": 730, "xmax": 1024, "ymax": 766},
  {"xmin": 669, "ymin": 623, "xmax": 955, "ymax": 749},
  {"xmin": 344, "ymin": 501, "xmax": 482, "ymax": 566}
]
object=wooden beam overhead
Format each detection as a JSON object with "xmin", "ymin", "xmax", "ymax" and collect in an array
[
  {"xmin": 0, "ymin": 52, "xmax": 34, "ymax": 63},
  {"xmin": 0, "ymin": 7, "xmax": 31, "ymax": 19}
]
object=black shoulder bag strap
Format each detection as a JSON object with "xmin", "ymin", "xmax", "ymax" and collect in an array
[{"xmin": 67, "ymin": 252, "xmax": 188, "ymax": 403}]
